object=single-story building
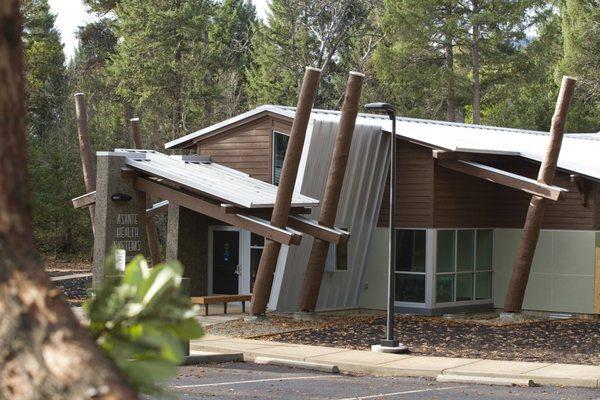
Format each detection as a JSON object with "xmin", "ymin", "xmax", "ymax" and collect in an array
[{"xmin": 165, "ymin": 105, "xmax": 600, "ymax": 316}]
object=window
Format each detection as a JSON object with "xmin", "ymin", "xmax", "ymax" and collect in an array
[
  {"xmin": 272, "ymin": 131, "xmax": 289, "ymax": 185},
  {"xmin": 325, "ymin": 228, "xmax": 349, "ymax": 272},
  {"xmin": 435, "ymin": 229, "xmax": 493, "ymax": 304},
  {"xmin": 250, "ymin": 233, "xmax": 264, "ymax": 292},
  {"xmin": 395, "ymin": 229, "xmax": 426, "ymax": 303}
]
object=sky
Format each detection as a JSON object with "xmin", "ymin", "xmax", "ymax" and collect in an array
[{"xmin": 48, "ymin": 0, "xmax": 270, "ymax": 61}]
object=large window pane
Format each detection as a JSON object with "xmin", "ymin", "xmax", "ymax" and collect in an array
[
  {"xmin": 251, "ymin": 233, "xmax": 264, "ymax": 247},
  {"xmin": 336, "ymin": 240, "xmax": 348, "ymax": 271},
  {"xmin": 436, "ymin": 275, "xmax": 454, "ymax": 303},
  {"xmin": 436, "ymin": 230, "xmax": 455, "ymax": 272},
  {"xmin": 395, "ymin": 274, "xmax": 425, "ymax": 303},
  {"xmin": 475, "ymin": 272, "xmax": 492, "ymax": 299},
  {"xmin": 457, "ymin": 230, "xmax": 474, "ymax": 271},
  {"xmin": 456, "ymin": 273, "xmax": 474, "ymax": 301},
  {"xmin": 273, "ymin": 132, "xmax": 289, "ymax": 185},
  {"xmin": 250, "ymin": 248, "xmax": 263, "ymax": 292},
  {"xmin": 476, "ymin": 230, "xmax": 493, "ymax": 270},
  {"xmin": 396, "ymin": 230, "xmax": 426, "ymax": 272}
]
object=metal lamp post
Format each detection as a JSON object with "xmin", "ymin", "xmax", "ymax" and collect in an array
[{"xmin": 364, "ymin": 102, "xmax": 407, "ymax": 352}]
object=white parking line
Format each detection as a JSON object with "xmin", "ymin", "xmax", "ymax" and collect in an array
[
  {"xmin": 336, "ymin": 385, "xmax": 468, "ymax": 400},
  {"xmin": 172, "ymin": 374, "xmax": 341, "ymax": 389}
]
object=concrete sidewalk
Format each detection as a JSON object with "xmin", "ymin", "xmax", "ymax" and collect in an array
[{"xmin": 191, "ymin": 335, "xmax": 600, "ymax": 389}]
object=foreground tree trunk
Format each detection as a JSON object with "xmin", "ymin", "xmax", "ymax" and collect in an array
[{"xmin": 0, "ymin": 2, "xmax": 138, "ymax": 398}]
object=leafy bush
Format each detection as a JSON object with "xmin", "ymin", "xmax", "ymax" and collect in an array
[{"xmin": 85, "ymin": 255, "xmax": 203, "ymax": 395}]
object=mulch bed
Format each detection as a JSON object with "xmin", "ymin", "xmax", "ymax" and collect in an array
[
  {"xmin": 54, "ymin": 276, "xmax": 91, "ymax": 307},
  {"xmin": 226, "ymin": 314, "xmax": 600, "ymax": 365}
]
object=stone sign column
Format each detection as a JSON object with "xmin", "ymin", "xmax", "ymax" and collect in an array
[{"xmin": 92, "ymin": 153, "xmax": 150, "ymax": 286}]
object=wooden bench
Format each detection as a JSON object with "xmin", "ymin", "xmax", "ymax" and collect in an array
[{"xmin": 191, "ymin": 294, "xmax": 252, "ymax": 316}]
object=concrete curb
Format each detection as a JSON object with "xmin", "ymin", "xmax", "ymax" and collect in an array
[
  {"xmin": 182, "ymin": 351, "xmax": 243, "ymax": 365},
  {"xmin": 190, "ymin": 336, "xmax": 600, "ymax": 389},
  {"xmin": 436, "ymin": 374, "xmax": 534, "ymax": 387},
  {"xmin": 254, "ymin": 357, "xmax": 340, "ymax": 373}
]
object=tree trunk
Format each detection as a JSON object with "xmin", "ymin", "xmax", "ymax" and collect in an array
[
  {"xmin": 471, "ymin": 0, "xmax": 481, "ymax": 125},
  {"xmin": 504, "ymin": 76, "xmax": 576, "ymax": 313},
  {"xmin": 444, "ymin": 4, "xmax": 456, "ymax": 122},
  {"xmin": 0, "ymin": 2, "xmax": 138, "ymax": 398},
  {"xmin": 445, "ymin": 41, "xmax": 456, "ymax": 122},
  {"xmin": 250, "ymin": 67, "xmax": 321, "ymax": 315}
]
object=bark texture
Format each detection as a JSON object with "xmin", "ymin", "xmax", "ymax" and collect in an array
[
  {"xmin": 130, "ymin": 118, "xmax": 162, "ymax": 266},
  {"xmin": 250, "ymin": 67, "xmax": 321, "ymax": 315},
  {"xmin": 504, "ymin": 76, "xmax": 576, "ymax": 313},
  {"xmin": 0, "ymin": 2, "xmax": 138, "ymax": 398},
  {"xmin": 298, "ymin": 72, "xmax": 364, "ymax": 312},
  {"xmin": 74, "ymin": 93, "xmax": 97, "ymax": 236}
]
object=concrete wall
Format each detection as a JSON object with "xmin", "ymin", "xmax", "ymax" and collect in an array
[
  {"xmin": 359, "ymin": 228, "xmax": 388, "ymax": 310},
  {"xmin": 493, "ymin": 229, "xmax": 598, "ymax": 314}
]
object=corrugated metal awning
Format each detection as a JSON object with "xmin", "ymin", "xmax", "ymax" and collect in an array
[{"xmin": 114, "ymin": 149, "xmax": 319, "ymax": 209}]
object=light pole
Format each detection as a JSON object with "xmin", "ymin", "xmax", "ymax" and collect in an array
[{"xmin": 364, "ymin": 102, "xmax": 408, "ymax": 353}]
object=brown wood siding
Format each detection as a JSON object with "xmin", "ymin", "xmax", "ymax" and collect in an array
[
  {"xmin": 378, "ymin": 139, "xmax": 434, "ymax": 228},
  {"xmin": 197, "ymin": 116, "xmax": 273, "ymax": 183},
  {"xmin": 433, "ymin": 158, "xmax": 598, "ymax": 230},
  {"xmin": 377, "ymin": 139, "xmax": 598, "ymax": 230}
]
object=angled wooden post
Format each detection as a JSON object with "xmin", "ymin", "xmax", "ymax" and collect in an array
[
  {"xmin": 130, "ymin": 117, "xmax": 162, "ymax": 266},
  {"xmin": 504, "ymin": 76, "xmax": 577, "ymax": 313},
  {"xmin": 250, "ymin": 67, "xmax": 322, "ymax": 315},
  {"xmin": 298, "ymin": 71, "xmax": 365, "ymax": 312},
  {"xmin": 74, "ymin": 93, "xmax": 96, "ymax": 236}
]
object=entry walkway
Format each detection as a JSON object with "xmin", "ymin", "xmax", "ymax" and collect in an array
[{"xmin": 191, "ymin": 335, "xmax": 600, "ymax": 389}]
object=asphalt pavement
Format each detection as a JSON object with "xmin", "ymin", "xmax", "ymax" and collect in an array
[{"xmin": 170, "ymin": 362, "xmax": 600, "ymax": 399}]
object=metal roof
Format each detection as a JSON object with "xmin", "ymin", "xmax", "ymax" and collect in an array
[
  {"xmin": 114, "ymin": 149, "xmax": 319, "ymax": 209},
  {"xmin": 165, "ymin": 105, "xmax": 600, "ymax": 180}
]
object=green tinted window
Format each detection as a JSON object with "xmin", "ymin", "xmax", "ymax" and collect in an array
[
  {"xmin": 457, "ymin": 230, "xmax": 474, "ymax": 271},
  {"xmin": 476, "ymin": 230, "xmax": 493, "ymax": 270},
  {"xmin": 437, "ymin": 230, "xmax": 455, "ymax": 272}
]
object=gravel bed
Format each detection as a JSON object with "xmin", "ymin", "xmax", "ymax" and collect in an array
[
  {"xmin": 206, "ymin": 313, "xmax": 600, "ymax": 365},
  {"xmin": 54, "ymin": 276, "xmax": 91, "ymax": 306},
  {"xmin": 256, "ymin": 314, "xmax": 600, "ymax": 365}
]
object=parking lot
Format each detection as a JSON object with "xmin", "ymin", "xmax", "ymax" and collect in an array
[{"xmin": 170, "ymin": 362, "xmax": 600, "ymax": 399}]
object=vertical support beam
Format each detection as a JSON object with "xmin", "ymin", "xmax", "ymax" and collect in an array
[
  {"xmin": 250, "ymin": 67, "xmax": 321, "ymax": 315},
  {"xmin": 74, "ymin": 93, "xmax": 96, "ymax": 235},
  {"xmin": 130, "ymin": 117, "xmax": 162, "ymax": 266},
  {"xmin": 504, "ymin": 76, "xmax": 577, "ymax": 313},
  {"xmin": 297, "ymin": 71, "xmax": 365, "ymax": 311}
]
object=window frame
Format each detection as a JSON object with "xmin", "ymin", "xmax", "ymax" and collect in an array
[
  {"xmin": 271, "ymin": 130, "xmax": 290, "ymax": 186},
  {"xmin": 394, "ymin": 228, "xmax": 432, "ymax": 307},
  {"xmin": 324, "ymin": 227, "xmax": 349, "ymax": 273},
  {"xmin": 433, "ymin": 228, "xmax": 494, "ymax": 307}
]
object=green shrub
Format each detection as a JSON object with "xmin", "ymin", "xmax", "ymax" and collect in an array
[{"xmin": 85, "ymin": 255, "xmax": 203, "ymax": 395}]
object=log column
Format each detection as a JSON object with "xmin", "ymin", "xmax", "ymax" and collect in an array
[
  {"xmin": 298, "ymin": 71, "xmax": 365, "ymax": 312},
  {"xmin": 130, "ymin": 117, "xmax": 162, "ymax": 266},
  {"xmin": 74, "ymin": 93, "xmax": 96, "ymax": 235},
  {"xmin": 504, "ymin": 76, "xmax": 576, "ymax": 313},
  {"xmin": 250, "ymin": 67, "xmax": 321, "ymax": 315}
]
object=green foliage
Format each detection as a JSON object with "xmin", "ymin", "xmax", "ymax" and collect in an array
[
  {"xmin": 23, "ymin": 0, "xmax": 600, "ymax": 260},
  {"xmin": 86, "ymin": 255, "xmax": 203, "ymax": 395},
  {"xmin": 246, "ymin": 0, "xmax": 373, "ymax": 108}
]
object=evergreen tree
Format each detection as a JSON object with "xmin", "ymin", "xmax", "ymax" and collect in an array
[
  {"xmin": 246, "ymin": 0, "xmax": 371, "ymax": 108},
  {"xmin": 22, "ymin": 0, "xmax": 85, "ymax": 255},
  {"xmin": 559, "ymin": 0, "xmax": 600, "ymax": 131},
  {"xmin": 373, "ymin": 0, "xmax": 539, "ymax": 123},
  {"xmin": 108, "ymin": 0, "xmax": 217, "ymax": 142}
]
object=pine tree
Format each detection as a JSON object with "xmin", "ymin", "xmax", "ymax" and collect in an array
[
  {"xmin": 246, "ymin": 0, "xmax": 371, "ymax": 108},
  {"xmin": 558, "ymin": 0, "xmax": 600, "ymax": 131},
  {"xmin": 373, "ymin": 0, "xmax": 539, "ymax": 123}
]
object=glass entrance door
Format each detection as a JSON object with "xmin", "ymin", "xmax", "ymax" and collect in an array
[{"xmin": 211, "ymin": 230, "xmax": 240, "ymax": 294}]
